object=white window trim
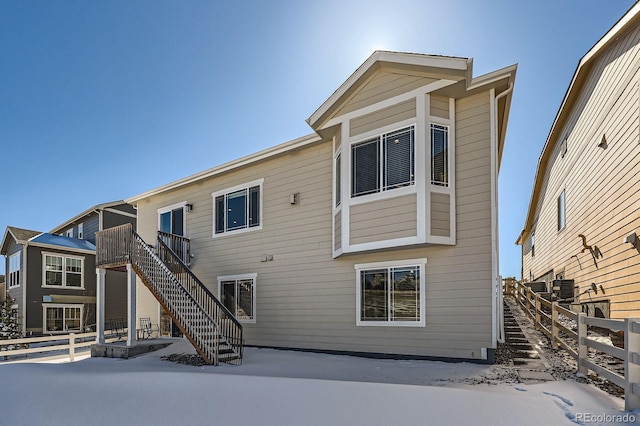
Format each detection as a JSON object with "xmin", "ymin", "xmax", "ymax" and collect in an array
[
  {"xmin": 77, "ymin": 223, "xmax": 84, "ymax": 239},
  {"xmin": 65, "ymin": 229, "xmax": 73, "ymax": 238},
  {"xmin": 217, "ymin": 273, "xmax": 257, "ymax": 324},
  {"xmin": 42, "ymin": 303, "xmax": 84, "ymax": 334},
  {"xmin": 349, "ymin": 123, "xmax": 417, "ymax": 202},
  {"xmin": 157, "ymin": 201, "xmax": 188, "ymax": 236},
  {"xmin": 557, "ymin": 189, "xmax": 566, "ymax": 232},
  {"xmin": 41, "ymin": 252, "xmax": 85, "ymax": 290},
  {"xmin": 212, "ymin": 179, "xmax": 264, "ymax": 238},
  {"xmin": 355, "ymin": 258, "xmax": 426, "ymax": 327},
  {"xmin": 8, "ymin": 252, "xmax": 20, "ymax": 288}
]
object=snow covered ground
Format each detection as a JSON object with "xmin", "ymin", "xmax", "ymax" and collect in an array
[{"xmin": 1, "ymin": 340, "xmax": 637, "ymax": 426}]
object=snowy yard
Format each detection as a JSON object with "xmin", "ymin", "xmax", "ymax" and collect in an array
[{"xmin": 1, "ymin": 340, "xmax": 637, "ymax": 426}]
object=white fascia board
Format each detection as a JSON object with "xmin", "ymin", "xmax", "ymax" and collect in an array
[
  {"xmin": 307, "ymin": 51, "xmax": 469, "ymax": 128},
  {"xmin": 126, "ymin": 133, "xmax": 321, "ymax": 203},
  {"xmin": 28, "ymin": 242, "xmax": 96, "ymax": 256},
  {"xmin": 466, "ymin": 64, "xmax": 517, "ymax": 91}
]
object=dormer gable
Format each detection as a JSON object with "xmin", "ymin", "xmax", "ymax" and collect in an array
[{"xmin": 307, "ymin": 51, "xmax": 470, "ymax": 137}]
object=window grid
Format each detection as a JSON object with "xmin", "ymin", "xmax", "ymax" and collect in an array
[
  {"xmin": 431, "ymin": 124, "xmax": 449, "ymax": 186},
  {"xmin": 8, "ymin": 252, "xmax": 20, "ymax": 288},
  {"xmin": 351, "ymin": 126, "xmax": 415, "ymax": 198},
  {"xmin": 43, "ymin": 254, "xmax": 84, "ymax": 288},
  {"xmin": 44, "ymin": 305, "xmax": 83, "ymax": 333},
  {"xmin": 356, "ymin": 260, "xmax": 425, "ymax": 327},
  {"xmin": 213, "ymin": 181, "xmax": 262, "ymax": 236}
]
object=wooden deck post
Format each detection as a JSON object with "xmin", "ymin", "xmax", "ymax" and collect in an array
[
  {"xmin": 577, "ymin": 312, "xmax": 588, "ymax": 376},
  {"xmin": 69, "ymin": 333, "xmax": 76, "ymax": 362},
  {"xmin": 126, "ymin": 264, "xmax": 137, "ymax": 347},
  {"xmin": 624, "ymin": 319, "xmax": 640, "ymax": 411},
  {"xmin": 96, "ymin": 268, "xmax": 106, "ymax": 344},
  {"xmin": 551, "ymin": 302, "xmax": 559, "ymax": 349},
  {"xmin": 535, "ymin": 294, "xmax": 541, "ymax": 330}
]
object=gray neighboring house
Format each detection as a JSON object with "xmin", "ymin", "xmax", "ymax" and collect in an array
[
  {"xmin": 0, "ymin": 274, "xmax": 5, "ymax": 302},
  {"xmin": 0, "ymin": 201, "xmax": 135, "ymax": 336}
]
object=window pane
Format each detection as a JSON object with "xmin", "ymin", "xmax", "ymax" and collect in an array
[
  {"xmin": 46, "ymin": 256, "xmax": 63, "ymax": 286},
  {"xmin": 249, "ymin": 186, "xmax": 260, "ymax": 228},
  {"xmin": 431, "ymin": 125, "xmax": 449, "ymax": 186},
  {"xmin": 221, "ymin": 281, "xmax": 236, "ymax": 315},
  {"xmin": 46, "ymin": 307, "xmax": 64, "ymax": 331},
  {"xmin": 215, "ymin": 196, "xmax": 225, "ymax": 234},
  {"xmin": 352, "ymin": 139, "xmax": 380, "ymax": 197},
  {"xmin": 65, "ymin": 307, "xmax": 81, "ymax": 330},
  {"xmin": 557, "ymin": 190, "xmax": 565, "ymax": 231},
  {"xmin": 384, "ymin": 127, "xmax": 414, "ymax": 190},
  {"xmin": 391, "ymin": 267, "xmax": 419, "ymax": 321},
  {"xmin": 335, "ymin": 154, "xmax": 341, "ymax": 206},
  {"xmin": 360, "ymin": 269, "xmax": 388, "ymax": 321},
  {"xmin": 172, "ymin": 208, "xmax": 184, "ymax": 236},
  {"xmin": 66, "ymin": 258, "xmax": 82, "ymax": 287},
  {"xmin": 226, "ymin": 189, "xmax": 247, "ymax": 231},
  {"xmin": 237, "ymin": 279, "xmax": 254, "ymax": 320},
  {"xmin": 160, "ymin": 212, "xmax": 172, "ymax": 234}
]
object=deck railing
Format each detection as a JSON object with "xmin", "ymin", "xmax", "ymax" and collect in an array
[
  {"xmin": 504, "ymin": 278, "xmax": 640, "ymax": 411},
  {"xmin": 158, "ymin": 231, "xmax": 191, "ymax": 266},
  {"xmin": 96, "ymin": 224, "xmax": 243, "ymax": 365}
]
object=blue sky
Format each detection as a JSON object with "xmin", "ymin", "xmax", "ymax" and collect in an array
[{"xmin": 0, "ymin": 0, "xmax": 637, "ymax": 277}]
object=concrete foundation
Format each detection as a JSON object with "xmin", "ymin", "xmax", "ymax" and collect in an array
[{"xmin": 91, "ymin": 339, "xmax": 174, "ymax": 360}]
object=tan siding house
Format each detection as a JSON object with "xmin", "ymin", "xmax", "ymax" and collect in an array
[
  {"xmin": 517, "ymin": 4, "xmax": 640, "ymax": 319},
  {"xmin": 128, "ymin": 51, "xmax": 516, "ymax": 361}
]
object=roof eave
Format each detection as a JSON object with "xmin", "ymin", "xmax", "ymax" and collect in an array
[
  {"xmin": 126, "ymin": 133, "xmax": 322, "ymax": 204},
  {"xmin": 307, "ymin": 51, "xmax": 470, "ymax": 130},
  {"xmin": 49, "ymin": 200, "xmax": 126, "ymax": 234}
]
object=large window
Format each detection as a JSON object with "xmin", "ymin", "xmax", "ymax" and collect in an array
[
  {"xmin": 351, "ymin": 126, "xmax": 415, "ymax": 198},
  {"xmin": 8, "ymin": 252, "xmax": 20, "ymax": 288},
  {"xmin": 213, "ymin": 180, "xmax": 263, "ymax": 236},
  {"xmin": 159, "ymin": 203, "xmax": 185, "ymax": 236},
  {"xmin": 355, "ymin": 259, "xmax": 426, "ymax": 326},
  {"xmin": 43, "ymin": 253, "xmax": 84, "ymax": 288},
  {"xmin": 217, "ymin": 274, "xmax": 256, "ymax": 323},
  {"xmin": 557, "ymin": 190, "xmax": 566, "ymax": 231},
  {"xmin": 431, "ymin": 124, "xmax": 449, "ymax": 186},
  {"xmin": 44, "ymin": 305, "xmax": 82, "ymax": 333}
]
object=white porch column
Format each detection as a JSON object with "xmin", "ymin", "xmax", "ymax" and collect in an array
[
  {"xmin": 96, "ymin": 268, "xmax": 106, "ymax": 344},
  {"xmin": 126, "ymin": 264, "xmax": 137, "ymax": 347}
]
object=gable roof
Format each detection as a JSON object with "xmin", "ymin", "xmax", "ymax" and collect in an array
[
  {"xmin": 49, "ymin": 200, "xmax": 128, "ymax": 234},
  {"xmin": 127, "ymin": 50, "xmax": 516, "ymax": 204},
  {"xmin": 29, "ymin": 233, "xmax": 96, "ymax": 253},
  {"xmin": 307, "ymin": 51, "xmax": 472, "ymax": 133},
  {"xmin": 0, "ymin": 226, "xmax": 42, "ymax": 255},
  {"xmin": 516, "ymin": 2, "xmax": 640, "ymax": 244}
]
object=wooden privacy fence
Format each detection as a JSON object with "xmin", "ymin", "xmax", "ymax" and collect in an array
[
  {"xmin": 503, "ymin": 279, "xmax": 640, "ymax": 410},
  {"xmin": 0, "ymin": 331, "xmax": 122, "ymax": 363}
]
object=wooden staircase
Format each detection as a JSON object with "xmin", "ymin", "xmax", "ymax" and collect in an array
[{"xmin": 96, "ymin": 224, "xmax": 243, "ymax": 365}]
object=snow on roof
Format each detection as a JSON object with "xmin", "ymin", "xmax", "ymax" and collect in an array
[{"xmin": 29, "ymin": 233, "xmax": 96, "ymax": 252}]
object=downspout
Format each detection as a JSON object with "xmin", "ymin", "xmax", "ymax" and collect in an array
[
  {"xmin": 22, "ymin": 241, "xmax": 28, "ymax": 336},
  {"xmin": 492, "ymin": 82, "xmax": 513, "ymax": 345}
]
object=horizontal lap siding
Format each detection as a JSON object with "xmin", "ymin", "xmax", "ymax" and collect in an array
[
  {"xmin": 431, "ymin": 192, "xmax": 450, "ymax": 237},
  {"xmin": 349, "ymin": 194, "xmax": 417, "ymax": 244},
  {"xmin": 430, "ymin": 94, "xmax": 450, "ymax": 119},
  {"xmin": 524, "ymin": 24, "xmax": 640, "ymax": 318},
  {"xmin": 349, "ymin": 99, "xmax": 416, "ymax": 137},
  {"xmin": 337, "ymin": 71, "xmax": 437, "ymax": 117},
  {"xmin": 135, "ymin": 88, "xmax": 496, "ymax": 359}
]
